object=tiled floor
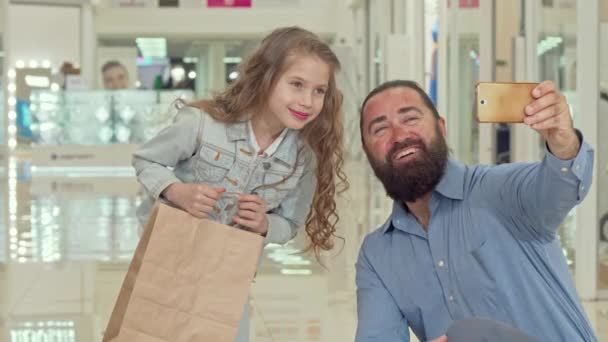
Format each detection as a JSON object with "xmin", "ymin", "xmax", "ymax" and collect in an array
[{"xmin": 0, "ymin": 158, "xmax": 607, "ymax": 341}]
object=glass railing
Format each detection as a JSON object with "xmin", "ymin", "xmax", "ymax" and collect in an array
[
  {"xmin": 28, "ymin": 89, "xmax": 194, "ymax": 145},
  {"xmin": 0, "ymin": 90, "xmax": 4, "ymax": 146}
]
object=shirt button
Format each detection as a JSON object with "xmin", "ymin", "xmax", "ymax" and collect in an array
[
  {"xmin": 448, "ymin": 296, "xmax": 455, "ymax": 302},
  {"xmin": 581, "ymin": 185, "xmax": 585, "ymax": 191},
  {"xmin": 575, "ymin": 165, "xmax": 580, "ymax": 170},
  {"xmin": 437, "ymin": 260, "xmax": 445, "ymax": 267},
  {"xmin": 560, "ymin": 167, "xmax": 569, "ymax": 173}
]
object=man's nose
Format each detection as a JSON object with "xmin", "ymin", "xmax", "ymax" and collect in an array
[{"xmin": 390, "ymin": 125, "xmax": 412, "ymax": 145}]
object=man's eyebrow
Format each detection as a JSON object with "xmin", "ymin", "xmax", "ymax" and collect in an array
[
  {"xmin": 397, "ymin": 106, "xmax": 423, "ymax": 115},
  {"xmin": 367, "ymin": 115, "xmax": 387, "ymax": 134}
]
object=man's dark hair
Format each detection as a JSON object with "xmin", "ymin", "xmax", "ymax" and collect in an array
[
  {"xmin": 360, "ymin": 80, "xmax": 440, "ymax": 142},
  {"xmin": 101, "ymin": 60, "xmax": 127, "ymax": 74}
]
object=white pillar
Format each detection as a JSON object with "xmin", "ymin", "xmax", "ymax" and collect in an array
[
  {"xmin": 2, "ymin": 1, "xmax": 9, "ymax": 152},
  {"xmin": 2, "ymin": 2, "xmax": 13, "ymax": 154},
  {"xmin": 385, "ymin": 0, "xmax": 425, "ymax": 84},
  {"xmin": 437, "ymin": 0, "xmax": 448, "ymax": 118},
  {"xmin": 510, "ymin": 37, "xmax": 534, "ymax": 163},
  {"xmin": 367, "ymin": 0, "xmax": 391, "ymax": 89},
  {"xmin": 80, "ymin": 2, "xmax": 97, "ymax": 89},
  {"xmin": 393, "ymin": 0, "xmax": 406, "ymax": 34},
  {"xmin": 207, "ymin": 43, "xmax": 226, "ymax": 95},
  {"xmin": 477, "ymin": 0, "xmax": 496, "ymax": 164},
  {"xmin": 195, "ymin": 50, "xmax": 208, "ymax": 98},
  {"xmin": 524, "ymin": 0, "xmax": 539, "ymax": 83},
  {"xmin": 446, "ymin": 5, "xmax": 460, "ymax": 159},
  {"xmin": 406, "ymin": 0, "xmax": 425, "ymax": 86},
  {"xmin": 575, "ymin": 0, "xmax": 599, "ymax": 301},
  {"xmin": 510, "ymin": 0, "xmax": 542, "ymax": 163}
]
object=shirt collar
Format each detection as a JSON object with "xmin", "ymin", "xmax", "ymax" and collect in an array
[
  {"xmin": 226, "ymin": 121, "xmax": 248, "ymax": 142},
  {"xmin": 247, "ymin": 120, "xmax": 288, "ymax": 157},
  {"xmin": 434, "ymin": 158, "xmax": 466, "ymax": 200},
  {"xmin": 227, "ymin": 119, "xmax": 299, "ymax": 168}
]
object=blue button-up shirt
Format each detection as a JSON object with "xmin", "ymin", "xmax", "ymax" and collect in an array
[{"xmin": 355, "ymin": 139, "xmax": 597, "ymax": 342}]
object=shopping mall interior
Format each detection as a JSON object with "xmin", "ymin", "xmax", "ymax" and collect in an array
[{"xmin": 0, "ymin": 0, "xmax": 607, "ymax": 341}]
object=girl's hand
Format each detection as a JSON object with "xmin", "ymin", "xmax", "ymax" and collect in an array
[
  {"xmin": 233, "ymin": 194, "xmax": 269, "ymax": 236},
  {"xmin": 162, "ymin": 183, "xmax": 225, "ymax": 218}
]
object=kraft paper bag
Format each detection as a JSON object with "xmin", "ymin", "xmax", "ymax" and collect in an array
[{"xmin": 103, "ymin": 202, "xmax": 264, "ymax": 342}]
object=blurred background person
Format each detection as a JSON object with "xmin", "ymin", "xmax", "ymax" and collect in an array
[{"xmin": 102, "ymin": 60, "xmax": 130, "ymax": 90}]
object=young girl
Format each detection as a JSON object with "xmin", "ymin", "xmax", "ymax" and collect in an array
[{"xmin": 132, "ymin": 26, "xmax": 347, "ymax": 340}]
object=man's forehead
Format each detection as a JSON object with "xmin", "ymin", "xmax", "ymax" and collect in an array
[{"xmin": 363, "ymin": 87, "xmax": 422, "ymax": 117}]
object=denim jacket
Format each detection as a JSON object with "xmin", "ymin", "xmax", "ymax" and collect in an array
[{"xmin": 132, "ymin": 105, "xmax": 316, "ymax": 245}]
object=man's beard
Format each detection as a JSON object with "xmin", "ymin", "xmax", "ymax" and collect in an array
[{"xmin": 365, "ymin": 127, "xmax": 449, "ymax": 202}]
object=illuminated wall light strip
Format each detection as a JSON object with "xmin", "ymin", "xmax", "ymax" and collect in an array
[
  {"xmin": 8, "ymin": 157, "xmax": 19, "ymax": 261},
  {"xmin": 7, "ymin": 66, "xmax": 19, "ymax": 150},
  {"xmin": 280, "ymin": 269, "xmax": 313, "ymax": 275}
]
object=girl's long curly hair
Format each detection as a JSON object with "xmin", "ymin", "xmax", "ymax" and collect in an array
[{"xmin": 189, "ymin": 27, "xmax": 348, "ymax": 259}]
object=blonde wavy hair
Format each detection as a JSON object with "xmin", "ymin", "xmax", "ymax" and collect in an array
[{"xmin": 189, "ymin": 27, "xmax": 348, "ymax": 259}]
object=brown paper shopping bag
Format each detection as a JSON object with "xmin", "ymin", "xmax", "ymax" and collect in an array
[{"xmin": 103, "ymin": 202, "xmax": 264, "ymax": 342}]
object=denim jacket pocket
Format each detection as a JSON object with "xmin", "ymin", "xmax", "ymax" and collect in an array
[{"xmin": 195, "ymin": 144, "xmax": 234, "ymax": 183}]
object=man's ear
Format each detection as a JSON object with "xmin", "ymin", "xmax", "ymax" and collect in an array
[{"xmin": 438, "ymin": 116, "xmax": 447, "ymax": 138}]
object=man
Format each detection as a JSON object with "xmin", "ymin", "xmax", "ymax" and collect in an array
[
  {"xmin": 102, "ymin": 60, "xmax": 130, "ymax": 90},
  {"xmin": 355, "ymin": 80, "xmax": 597, "ymax": 342}
]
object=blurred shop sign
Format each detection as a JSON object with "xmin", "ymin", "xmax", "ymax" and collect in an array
[
  {"xmin": 253, "ymin": 0, "xmax": 301, "ymax": 6},
  {"xmin": 159, "ymin": 0, "xmax": 179, "ymax": 6},
  {"xmin": 112, "ymin": 0, "xmax": 156, "ymax": 7},
  {"xmin": 32, "ymin": 144, "xmax": 138, "ymax": 168},
  {"xmin": 30, "ymin": 177, "xmax": 140, "ymax": 197},
  {"xmin": 207, "ymin": 0, "xmax": 252, "ymax": 7},
  {"xmin": 448, "ymin": 0, "xmax": 479, "ymax": 8},
  {"xmin": 542, "ymin": 0, "xmax": 576, "ymax": 8}
]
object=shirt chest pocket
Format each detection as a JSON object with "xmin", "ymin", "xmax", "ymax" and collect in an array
[
  {"xmin": 454, "ymin": 234, "xmax": 494, "ymax": 286},
  {"xmin": 195, "ymin": 145, "xmax": 234, "ymax": 184},
  {"xmin": 450, "ymin": 229, "xmax": 505, "ymax": 316},
  {"xmin": 256, "ymin": 170, "xmax": 301, "ymax": 210}
]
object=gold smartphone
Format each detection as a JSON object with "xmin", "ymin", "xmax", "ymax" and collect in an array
[{"xmin": 476, "ymin": 82, "xmax": 538, "ymax": 123}]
